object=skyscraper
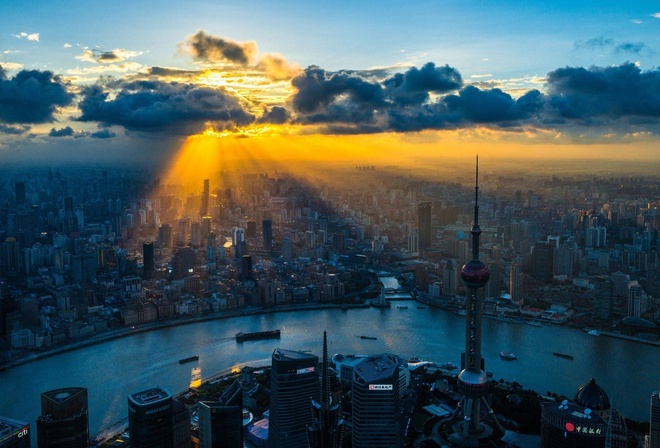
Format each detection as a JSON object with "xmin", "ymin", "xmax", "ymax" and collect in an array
[
  {"xmin": 128, "ymin": 387, "xmax": 174, "ymax": 448},
  {"xmin": 198, "ymin": 380, "xmax": 243, "ymax": 448},
  {"xmin": 0, "ymin": 416, "xmax": 30, "ymax": 448},
  {"xmin": 509, "ymin": 262, "xmax": 523, "ymax": 306},
  {"xmin": 418, "ymin": 202, "xmax": 432, "ymax": 250},
  {"xmin": 263, "ymin": 219, "xmax": 273, "ymax": 251},
  {"xmin": 36, "ymin": 387, "xmax": 89, "ymax": 448},
  {"xmin": 241, "ymin": 255, "xmax": 252, "ymax": 282},
  {"xmin": 201, "ymin": 179, "xmax": 210, "ymax": 217},
  {"xmin": 307, "ymin": 332, "xmax": 345, "ymax": 448},
  {"xmin": 650, "ymin": 391, "xmax": 660, "ymax": 448},
  {"xmin": 14, "ymin": 182, "xmax": 25, "ymax": 208},
  {"xmin": 448, "ymin": 158, "xmax": 504, "ymax": 447},
  {"xmin": 143, "ymin": 242, "xmax": 154, "ymax": 280},
  {"xmin": 351, "ymin": 354, "xmax": 401, "ymax": 448},
  {"xmin": 268, "ymin": 348, "xmax": 319, "ymax": 448}
]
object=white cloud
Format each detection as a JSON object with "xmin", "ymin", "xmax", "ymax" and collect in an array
[
  {"xmin": 652, "ymin": 12, "xmax": 660, "ymax": 18},
  {"xmin": 470, "ymin": 73, "xmax": 493, "ymax": 79},
  {"xmin": 631, "ymin": 19, "xmax": 642, "ymax": 24},
  {"xmin": 64, "ymin": 43, "xmax": 72, "ymax": 48},
  {"xmin": 11, "ymin": 32, "xmax": 39, "ymax": 41},
  {"xmin": 0, "ymin": 62, "xmax": 23, "ymax": 71},
  {"xmin": 66, "ymin": 61, "xmax": 144, "ymax": 75}
]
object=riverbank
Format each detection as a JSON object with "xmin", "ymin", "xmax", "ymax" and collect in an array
[{"xmin": 0, "ymin": 302, "xmax": 369, "ymax": 372}]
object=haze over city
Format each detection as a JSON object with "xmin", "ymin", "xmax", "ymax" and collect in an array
[{"xmin": 2, "ymin": 2, "xmax": 660, "ymax": 448}]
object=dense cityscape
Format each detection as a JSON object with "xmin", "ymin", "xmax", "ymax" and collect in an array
[{"xmin": 0, "ymin": 161, "xmax": 658, "ymax": 447}]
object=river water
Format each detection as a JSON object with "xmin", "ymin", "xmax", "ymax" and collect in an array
[{"xmin": 1, "ymin": 301, "xmax": 658, "ymax": 446}]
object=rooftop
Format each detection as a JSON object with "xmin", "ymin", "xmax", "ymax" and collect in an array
[{"xmin": 129, "ymin": 387, "xmax": 171, "ymax": 406}]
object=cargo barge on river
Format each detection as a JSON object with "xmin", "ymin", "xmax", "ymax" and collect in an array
[{"xmin": 236, "ymin": 329, "xmax": 281, "ymax": 342}]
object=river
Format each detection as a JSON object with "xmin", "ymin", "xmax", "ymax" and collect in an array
[{"xmin": 1, "ymin": 301, "xmax": 658, "ymax": 447}]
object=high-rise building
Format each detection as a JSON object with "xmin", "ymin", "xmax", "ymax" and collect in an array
[
  {"xmin": 191, "ymin": 221, "xmax": 201, "ymax": 248},
  {"xmin": 408, "ymin": 229, "xmax": 419, "ymax": 254},
  {"xmin": 263, "ymin": 219, "xmax": 273, "ymax": 251},
  {"xmin": 142, "ymin": 242, "xmax": 154, "ymax": 281},
  {"xmin": 540, "ymin": 378, "xmax": 628, "ymax": 448},
  {"xmin": 198, "ymin": 380, "xmax": 243, "ymax": 448},
  {"xmin": 307, "ymin": 332, "xmax": 345, "ymax": 448},
  {"xmin": 650, "ymin": 391, "xmax": 660, "ymax": 448},
  {"xmin": 332, "ymin": 232, "xmax": 344, "ymax": 254},
  {"xmin": 128, "ymin": 387, "xmax": 174, "ymax": 448},
  {"xmin": 36, "ymin": 387, "xmax": 89, "ymax": 448},
  {"xmin": 532, "ymin": 241, "xmax": 554, "ymax": 282},
  {"xmin": 351, "ymin": 354, "xmax": 401, "ymax": 448},
  {"xmin": 241, "ymin": 255, "xmax": 252, "ymax": 282},
  {"xmin": 628, "ymin": 284, "xmax": 644, "ymax": 318},
  {"xmin": 267, "ymin": 348, "xmax": 319, "ymax": 448},
  {"xmin": 282, "ymin": 236, "xmax": 293, "ymax": 261},
  {"xmin": 201, "ymin": 179, "xmax": 210, "ymax": 217},
  {"xmin": 14, "ymin": 182, "xmax": 25, "ymax": 208},
  {"xmin": 158, "ymin": 224, "xmax": 172, "ymax": 248},
  {"xmin": 593, "ymin": 275, "xmax": 614, "ymax": 321},
  {"xmin": 246, "ymin": 221, "xmax": 257, "ymax": 238},
  {"xmin": 418, "ymin": 202, "xmax": 432, "ymax": 250},
  {"xmin": 509, "ymin": 263, "xmax": 523, "ymax": 305},
  {"xmin": 0, "ymin": 416, "xmax": 30, "ymax": 448},
  {"xmin": 446, "ymin": 158, "xmax": 504, "ymax": 447}
]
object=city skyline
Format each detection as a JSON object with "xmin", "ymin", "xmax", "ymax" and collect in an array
[{"xmin": 1, "ymin": 0, "xmax": 660, "ymax": 169}]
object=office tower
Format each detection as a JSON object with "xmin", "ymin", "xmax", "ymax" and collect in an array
[
  {"xmin": 143, "ymin": 242, "xmax": 154, "ymax": 280},
  {"xmin": 540, "ymin": 378, "xmax": 627, "ymax": 448},
  {"xmin": 486, "ymin": 262, "xmax": 501, "ymax": 299},
  {"xmin": 263, "ymin": 219, "xmax": 273, "ymax": 251},
  {"xmin": 448, "ymin": 158, "xmax": 504, "ymax": 446},
  {"xmin": 128, "ymin": 387, "xmax": 174, "ymax": 448},
  {"xmin": 532, "ymin": 241, "xmax": 554, "ymax": 282},
  {"xmin": 201, "ymin": 216, "xmax": 212, "ymax": 238},
  {"xmin": 509, "ymin": 263, "xmax": 523, "ymax": 305},
  {"xmin": 231, "ymin": 227, "xmax": 245, "ymax": 246},
  {"xmin": 332, "ymin": 232, "xmax": 344, "ymax": 254},
  {"xmin": 351, "ymin": 354, "xmax": 401, "ymax": 448},
  {"xmin": 593, "ymin": 275, "xmax": 614, "ymax": 321},
  {"xmin": 282, "ymin": 236, "xmax": 293, "ymax": 261},
  {"xmin": 628, "ymin": 284, "xmax": 644, "ymax": 318},
  {"xmin": 172, "ymin": 400, "xmax": 190, "ymax": 448},
  {"xmin": 241, "ymin": 255, "xmax": 252, "ymax": 282},
  {"xmin": 268, "ymin": 348, "xmax": 319, "ymax": 448},
  {"xmin": 198, "ymin": 380, "xmax": 243, "ymax": 448},
  {"xmin": 418, "ymin": 202, "xmax": 432, "ymax": 250},
  {"xmin": 246, "ymin": 221, "xmax": 257, "ymax": 238},
  {"xmin": 201, "ymin": 179, "xmax": 210, "ymax": 217},
  {"xmin": 36, "ymin": 387, "xmax": 89, "ymax": 448},
  {"xmin": 408, "ymin": 229, "xmax": 419, "ymax": 254},
  {"xmin": 177, "ymin": 219, "xmax": 190, "ymax": 245},
  {"xmin": 650, "ymin": 391, "xmax": 660, "ymax": 448},
  {"xmin": 0, "ymin": 416, "xmax": 30, "ymax": 448},
  {"xmin": 14, "ymin": 182, "xmax": 25, "ymax": 207},
  {"xmin": 191, "ymin": 221, "xmax": 201, "ymax": 248},
  {"xmin": 158, "ymin": 224, "xmax": 172, "ymax": 248},
  {"xmin": 307, "ymin": 332, "xmax": 345, "ymax": 448},
  {"xmin": 62, "ymin": 197, "xmax": 78, "ymax": 235}
]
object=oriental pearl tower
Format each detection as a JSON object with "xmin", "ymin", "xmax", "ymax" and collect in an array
[{"xmin": 448, "ymin": 157, "xmax": 504, "ymax": 447}]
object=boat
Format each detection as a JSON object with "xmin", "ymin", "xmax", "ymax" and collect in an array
[
  {"xmin": 552, "ymin": 352, "xmax": 574, "ymax": 360},
  {"xmin": 407, "ymin": 357, "xmax": 422, "ymax": 363},
  {"xmin": 417, "ymin": 305, "xmax": 428, "ymax": 309},
  {"xmin": 526, "ymin": 320, "xmax": 543, "ymax": 327},
  {"xmin": 587, "ymin": 330, "xmax": 600, "ymax": 336},
  {"xmin": 500, "ymin": 351, "xmax": 517, "ymax": 360},
  {"xmin": 397, "ymin": 306, "xmax": 409, "ymax": 310},
  {"xmin": 179, "ymin": 355, "xmax": 199, "ymax": 364},
  {"xmin": 359, "ymin": 335, "xmax": 377, "ymax": 340},
  {"xmin": 236, "ymin": 329, "xmax": 281, "ymax": 342}
]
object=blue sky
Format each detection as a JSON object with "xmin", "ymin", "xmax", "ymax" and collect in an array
[{"xmin": 1, "ymin": 0, "xmax": 660, "ymax": 164}]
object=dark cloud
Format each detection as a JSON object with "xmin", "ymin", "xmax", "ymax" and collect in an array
[
  {"xmin": 259, "ymin": 106, "xmax": 290, "ymax": 124},
  {"xmin": 546, "ymin": 63, "xmax": 660, "ymax": 120},
  {"xmin": 0, "ymin": 124, "xmax": 30, "ymax": 134},
  {"xmin": 147, "ymin": 66, "xmax": 200, "ymax": 78},
  {"xmin": 287, "ymin": 62, "xmax": 660, "ymax": 134},
  {"xmin": 185, "ymin": 31, "xmax": 257, "ymax": 64},
  {"xmin": 574, "ymin": 37, "xmax": 615, "ymax": 49},
  {"xmin": 98, "ymin": 51, "xmax": 121, "ymax": 62},
  {"xmin": 48, "ymin": 126, "xmax": 75, "ymax": 137},
  {"xmin": 0, "ymin": 67, "xmax": 74, "ymax": 124},
  {"xmin": 384, "ymin": 62, "xmax": 462, "ymax": 105},
  {"xmin": 614, "ymin": 42, "xmax": 649, "ymax": 54},
  {"xmin": 291, "ymin": 66, "xmax": 386, "ymax": 116},
  {"xmin": 77, "ymin": 80, "xmax": 255, "ymax": 134},
  {"xmin": 91, "ymin": 129, "xmax": 117, "ymax": 139}
]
